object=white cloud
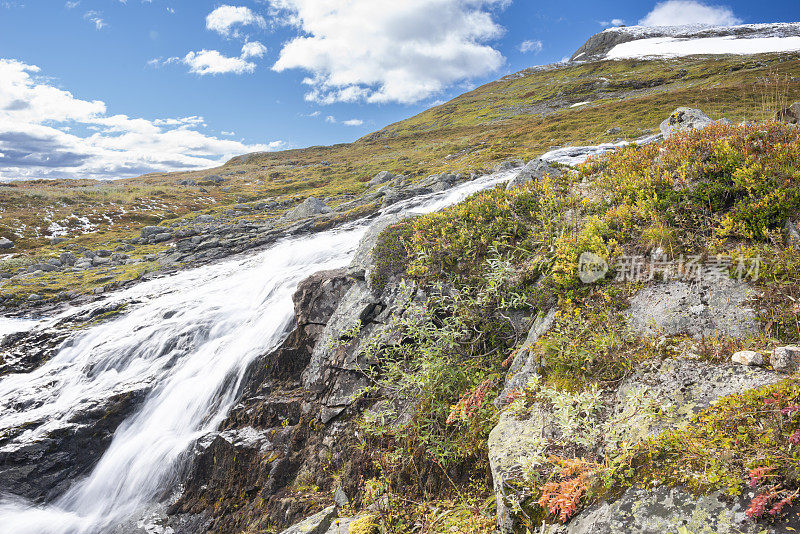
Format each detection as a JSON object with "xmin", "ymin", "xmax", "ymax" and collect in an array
[
  {"xmin": 639, "ymin": 1, "xmax": 742, "ymax": 27},
  {"xmin": 184, "ymin": 50, "xmax": 256, "ymax": 75},
  {"xmin": 600, "ymin": 18, "xmax": 625, "ymax": 27},
  {"xmin": 241, "ymin": 41, "xmax": 267, "ymax": 59},
  {"xmin": 0, "ymin": 58, "xmax": 284, "ymax": 181},
  {"xmin": 267, "ymin": 0, "xmax": 507, "ymax": 104},
  {"xmin": 206, "ymin": 5, "xmax": 266, "ymax": 37},
  {"xmin": 519, "ymin": 39, "xmax": 543, "ymax": 53},
  {"xmin": 156, "ymin": 42, "xmax": 267, "ymax": 76},
  {"xmin": 342, "ymin": 119, "xmax": 364, "ymax": 126},
  {"xmin": 83, "ymin": 10, "xmax": 106, "ymax": 30}
]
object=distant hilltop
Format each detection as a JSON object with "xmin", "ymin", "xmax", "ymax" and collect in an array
[{"xmin": 571, "ymin": 21, "xmax": 800, "ymax": 62}]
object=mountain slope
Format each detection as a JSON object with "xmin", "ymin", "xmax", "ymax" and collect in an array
[{"xmin": 1, "ymin": 51, "xmax": 800, "ymax": 307}]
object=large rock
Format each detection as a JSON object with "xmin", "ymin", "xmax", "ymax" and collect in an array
[
  {"xmin": 489, "ymin": 357, "xmax": 779, "ymax": 533},
  {"xmin": 282, "ymin": 198, "xmax": 331, "ymax": 222},
  {"xmin": 625, "ymin": 280, "xmax": 757, "ymax": 339},
  {"xmin": 368, "ymin": 171, "xmax": 399, "ymax": 187},
  {"xmin": 279, "ymin": 506, "xmax": 337, "ymax": 534},
  {"xmin": 546, "ymin": 485, "xmax": 773, "ymax": 534},
  {"xmin": 0, "ymin": 237, "xmax": 13, "ymax": 250},
  {"xmin": 772, "ymin": 346, "xmax": 800, "ymax": 374},
  {"xmin": 506, "ymin": 159, "xmax": 564, "ymax": 190},
  {"xmin": 775, "ymin": 102, "xmax": 800, "ymax": 125},
  {"xmin": 347, "ymin": 215, "xmax": 406, "ymax": 282},
  {"xmin": 659, "ymin": 107, "xmax": 715, "ymax": 137},
  {"xmin": 141, "ymin": 226, "xmax": 170, "ymax": 239}
]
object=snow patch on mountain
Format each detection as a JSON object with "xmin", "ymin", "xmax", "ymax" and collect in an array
[
  {"xmin": 571, "ymin": 22, "xmax": 800, "ymax": 62},
  {"xmin": 606, "ymin": 35, "xmax": 800, "ymax": 60}
]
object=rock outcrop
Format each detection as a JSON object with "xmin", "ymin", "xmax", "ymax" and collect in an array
[
  {"xmin": 660, "ymin": 107, "xmax": 715, "ymax": 137},
  {"xmin": 775, "ymin": 102, "xmax": 800, "ymax": 124}
]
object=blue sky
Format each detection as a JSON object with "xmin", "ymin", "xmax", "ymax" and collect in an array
[{"xmin": 0, "ymin": 0, "xmax": 797, "ymax": 180}]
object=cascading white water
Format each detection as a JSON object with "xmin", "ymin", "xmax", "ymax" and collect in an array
[{"xmin": 0, "ymin": 171, "xmax": 512, "ymax": 534}]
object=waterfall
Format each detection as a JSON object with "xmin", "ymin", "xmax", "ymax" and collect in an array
[{"xmin": 0, "ymin": 171, "xmax": 511, "ymax": 533}]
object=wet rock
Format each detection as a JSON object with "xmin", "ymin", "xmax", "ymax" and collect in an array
[
  {"xmin": 0, "ymin": 237, "xmax": 13, "ymax": 249},
  {"xmin": 0, "ymin": 388, "xmax": 148, "ymax": 502},
  {"xmin": 505, "ymin": 158, "xmax": 564, "ymax": 190},
  {"xmin": 660, "ymin": 107, "xmax": 715, "ymax": 137},
  {"xmin": 775, "ymin": 102, "xmax": 800, "ymax": 125},
  {"xmin": 772, "ymin": 346, "xmax": 800, "ymax": 374},
  {"xmin": 732, "ymin": 350, "xmax": 764, "ymax": 366},
  {"xmin": 625, "ymin": 280, "xmax": 757, "ymax": 339}
]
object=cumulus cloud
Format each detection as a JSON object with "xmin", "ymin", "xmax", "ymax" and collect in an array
[
  {"xmin": 241, "ymin": 41, "xmax": 267, "ymax": 59},
  {"xmin": 0, "ymin": 58, "xmax": 284, "ymax": 181},
  {"xmin": 155, "ymin": 41, "xmax": 268, "ymax": 76},
  {"xmin": 206, "ymin": 5, "xmax": 266, "ymax": 37},
  {"xmin": 519, "ymin": 40, "xmax": 543, "ymax": 53},
  {"xmin": 266, "ymin": 0, "xmax": 507, "ymax": 104},
  {"xmin": 639, "ymin": 1, "xmax": 742, "ymax": 27},
  {"xmin": 600, "ymin": 18, "xmax": 625, "ymax": 27},
  {"xmin": 184, "ymin": 49, "xmax": 257, "ymax": 75}
]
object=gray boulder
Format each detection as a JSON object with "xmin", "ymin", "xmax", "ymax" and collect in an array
[
  {"xmin": 772, "ymin": 346, "xmax": 800, "ymax": 374},
  {"xmin": 489, "ymin": 357, "xmax": 779, "ymax": 533},
  {"xmin": 141, "ymin": 226, "xmax": 169, "ymax": 239},
  {"xmin": 282, "ymin": 198, "xmax": 331, "ymax": 222},
  {"xmin": 278, "ymin": 506, "xmax": 336, "ymax": 534},
  {"xmin": 506, "ymin": 159, "xmax": 564, "ymax": 190},
  {"xmin": 493, "ymin": 159, "xmax": 525, "ymax": 173},
  {"xmin": 787, "ymin": 220, "xmax": 800, "ymax": 249},
  {"xmin": 368, "ymin": 171, "xmax": 398, "ymax": 187},
  {"xmin": 347, "ymin": 215, "xmax": 406, "ymax": 282},
  {"xmin": 625, "ymin": 280, "xmax": 757, "ymax": 340},
  {"xmin": 775, "ymin": 102, "xmax": 800, "ymax": 125},
  {"xmin": 547, "ymin": 485, "xmax": 771, "ymax": 534},
  {"xmin": 660, "ymin": 107, "xmax": 715, "ymax": 137},
  {"xmin": 0, "ymin": 237, "xmax": 13, "ymax": 250}
]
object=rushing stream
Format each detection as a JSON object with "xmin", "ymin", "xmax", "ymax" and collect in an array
[{"xmin": 0, "ymin": 171, "xmax": 512, "ymax": 534}]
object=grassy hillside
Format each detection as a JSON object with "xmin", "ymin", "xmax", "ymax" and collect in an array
[{"xmin": 1, "ymin": 52, "xmax": 799, "ymax": 303}]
